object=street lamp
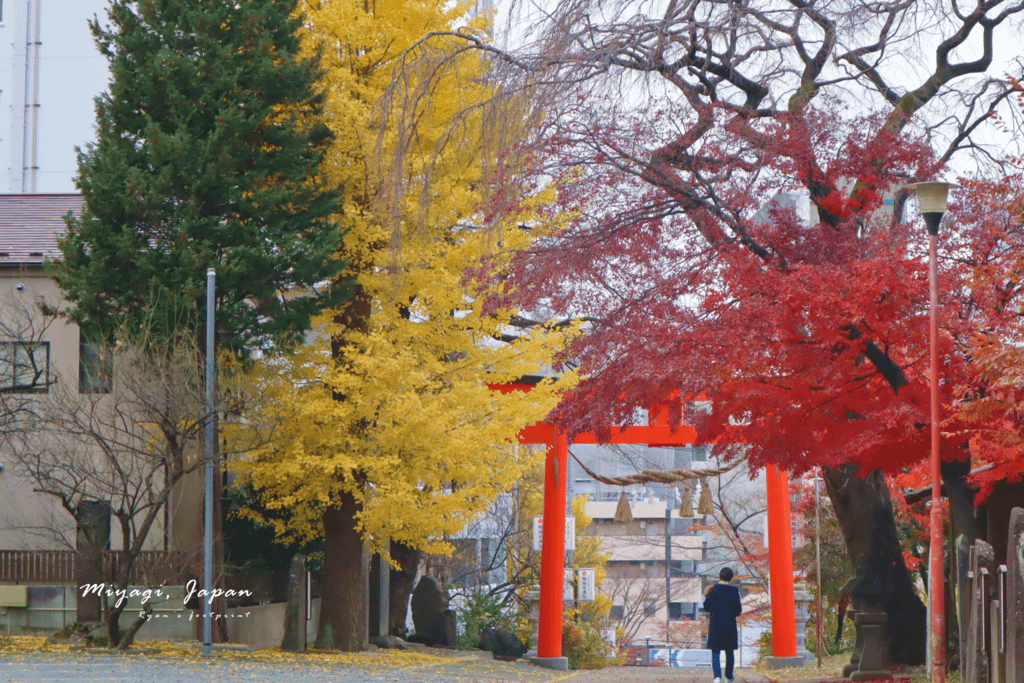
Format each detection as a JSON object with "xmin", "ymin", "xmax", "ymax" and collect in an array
[{"xmin": 907, "ymin": 181, "xmax": 957, "ymax": 683}]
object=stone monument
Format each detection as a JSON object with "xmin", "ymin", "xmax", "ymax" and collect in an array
[
  {"xmin": 409, "ymin": 576, "xmax": 456, "ymax": 647},
  {"xmin": 281, "ymin": 553, "xmax": 307, "ymax": 652},
  {"xmin": 841, "ymin": 554, "xmax": 891, "ymax": 681},
  {"xmin": 965, "ymin": 538, "xmax": 994, "ymax": 683}
]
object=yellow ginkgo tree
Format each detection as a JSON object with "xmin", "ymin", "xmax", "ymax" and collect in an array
[{"xmin": 231, "ymin": 0, "xmax": 576, "ymax": 651}]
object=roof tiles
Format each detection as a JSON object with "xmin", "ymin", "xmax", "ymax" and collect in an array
[{"xmin": 0, "ymin": 193, "xmax": 83, "ymax": 265}]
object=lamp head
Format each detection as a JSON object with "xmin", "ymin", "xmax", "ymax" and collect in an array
[{"xmin": 906, "ymin": 181, "xmax": 958, "ymax": 235}]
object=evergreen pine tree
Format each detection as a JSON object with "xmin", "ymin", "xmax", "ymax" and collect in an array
[{"xmin": 53, "ymin": 0, "xmax": 344, "ymax": 351}]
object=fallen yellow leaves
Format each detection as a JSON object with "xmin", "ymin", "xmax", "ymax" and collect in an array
[
  {"xmin": 0, "ymin": 635, "xmax": 584, "ymax": 682},
  {"xmin": 0, "ymin": 634, "xmax": 447, "ymax": 665}
]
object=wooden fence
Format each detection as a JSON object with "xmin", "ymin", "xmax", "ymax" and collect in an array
[
  {"xmin": 0, "ymin": 550, "xmax": 75, "ymax": 583},
  {"xmin": 959, "ymin": 506, "xmax": 1023, "ymax": 683},
  {"xmin": 0, "ymin": 549, "xmax": 196, "ymax": 586}
]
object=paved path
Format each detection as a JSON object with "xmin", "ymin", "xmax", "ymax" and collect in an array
[
  {"xmin": 0, "ymin": 652, "xmax": 800, "ymax": 683},
  {"xmin": 0, "ymin": 653, "xmax": 552, "ymax": 683},
  {"xmin": 0, "ymin": 653, "xmax": 776, "ymax": 683},
  {"xmin": 9, "ymin": 647, "xmax": 897, "ymax": 683},
  {"xmin": 569, "ymin": 666, "xmax": 768, "ymax": 682}
]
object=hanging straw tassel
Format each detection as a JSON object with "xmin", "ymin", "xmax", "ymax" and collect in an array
[
  {"xmin": 697, "ymin": 477, "xmax": 714, "ymax": 515},
  {"xmin": 613, "ymin": 490, "xmax": 634, "ymax": 523},
  {"xmin": 679, "ymin": 482, "xmax": 694, "ymax": 517}
]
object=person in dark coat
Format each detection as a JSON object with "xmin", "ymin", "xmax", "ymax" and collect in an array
[{"xmin": 703, "ymin": 566, "xmax": 742, "ymax": 682}]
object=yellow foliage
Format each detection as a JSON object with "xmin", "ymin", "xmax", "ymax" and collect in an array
[{"xmin": 230, "ymin": 0, "xmax": 576, "ymax": 557}]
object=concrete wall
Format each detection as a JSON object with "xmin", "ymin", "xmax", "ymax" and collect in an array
[
  {"xmin": 224, "ymin": 597, "xmax": 320, "ymax": 650},
  {"xmin": 0, "ymin": 582, "xmax": 318, "ymax": 649},
  {"xmin": 0, "ymin": 585, "xmax": 74, "ymax": 635}
]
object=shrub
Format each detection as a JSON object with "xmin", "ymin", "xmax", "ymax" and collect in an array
[
  {"xmin": 455, "ymin": 592, "xmax": 529, "ymax": 650},
  {"xmin": 756, "ymin": 630, "xmax": 773, "ymax": 663},
  {"xmin": 804, "ymin": 608, "xmax": 856, "ymax": 656},
  {"xmin": 562, "ymin": 618, "xmax": 610, "ymax": 669}
]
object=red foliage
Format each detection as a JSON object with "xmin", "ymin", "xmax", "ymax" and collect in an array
[
  {"xmin": 479, "ymin": 86, "xmax": 1024, "ymax": 497},
  {"xmin": 943, "ymin": 82, "xmax": 1024, "ymax": 501}
]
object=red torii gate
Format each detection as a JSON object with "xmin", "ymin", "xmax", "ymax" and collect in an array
[{"xmin": 493, "ymin": 378, "xmax": 799, "ymax": 670}]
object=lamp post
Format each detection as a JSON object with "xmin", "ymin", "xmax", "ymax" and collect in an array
[
  {"xmin": 814, "ymin": 469, "xmax": 823, "ymax": 669},
  {"xmin": 907, "ymin": 181, "xmax": 956, "ymax": 683}
]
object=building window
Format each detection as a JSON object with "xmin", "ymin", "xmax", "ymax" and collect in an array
[
  {"xmin": 644, "ymin": 602, "xmax": 657, "ymax": 617},
  {"xmin": 670, "ymin": 560, "xmax": 696, "ymax": 577},
  {"xmin": 80, "ymin": 332, "xmax": 112, "ymax": 393},
  {"xmin": 609, "ymin": 605, "xmax": 624, "ymax": 620},
  {"xmin": 669, "ymin": 602, "xmax": 698, "ymax": 620},
  {"xmin": 0, "ymin": 341, "xmax": 50, "ymax": 392}
]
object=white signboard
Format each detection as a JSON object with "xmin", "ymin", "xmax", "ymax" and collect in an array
[
  {"xmin": 564, "ymin": 568, "xmax": 574, "ymax": 601},
  {"xmin": 577, "ymin": 568, "xmax": 596, "ymax": 601},
  {"xmin": 599, "ymin": 628, "xmax": 617, "ymax": 654},
  {"xmin": 532, "ymin": 516, "xmax": 576, "ymax": 552}
]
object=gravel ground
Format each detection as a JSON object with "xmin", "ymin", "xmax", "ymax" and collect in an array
[
  {"xmin": 0, "ymin": 653, "xmax": 779, "ymax": 683},
  {"xmin": 1, "ymin": 652, "xmax": 557, "ymax": 683}
]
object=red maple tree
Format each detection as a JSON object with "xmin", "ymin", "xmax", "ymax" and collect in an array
[
  {"xmin": 470, "ymin": 76, "xmax": 1021, "ymax": 675},
  {"xmin": 412, "ymin": 0, "xmax": 1024, "ymax": 666},
  {"xmin": 934, "ymin": 83, "xmax": 1024, "ymax": 503}
]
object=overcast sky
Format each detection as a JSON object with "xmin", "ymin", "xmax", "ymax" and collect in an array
[
  {"xmin": 6, "ymin": 0, "xmax": 1019, "ymax": 194},
  {"xmin": 1, "ymin": 0, "xmax": 109, "ymax": 193}
]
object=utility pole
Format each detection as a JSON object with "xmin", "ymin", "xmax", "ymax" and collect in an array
[
  {"xmin": 666, "ymin": 505, "xmax": 672, "ymax": 639},
  {"xmin": 203, "ymin": 268, "xmax": 215, "ymax": 656}
]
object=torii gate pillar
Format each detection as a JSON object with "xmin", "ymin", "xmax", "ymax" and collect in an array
[
  {"xmin": 765, "ymin": 464, "xmax": 801, "ymax": 667},
  {"xmin": 534, "ymin": 428, "xmax": 569, "ymax": 670}
]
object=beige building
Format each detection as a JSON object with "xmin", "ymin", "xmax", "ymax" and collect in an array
[
  {"xmin": 585, "ymin": 499, "xmax": 705, "ymax": 646},
  {"xmin": 1, "ymin": 194, "xmax": 86, "ymax": 550},
  {"xmin": 0, "ymin": 193, "xmax": 202, "ymax": 557}
]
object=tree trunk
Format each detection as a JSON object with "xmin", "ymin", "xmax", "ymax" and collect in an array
[
  {"xmin": 118, "ymin": 602, "xmax": 152, "ymax": 650},
  {"xmin": 106, "ymin": 598, "xmax": 123, "ymax": 648},
  {"xmin": 388, "ymin": 541, "xmax": 422, "ymax": 637},
  {"xmin": 315, "ymin": 489, "xmax": 368, "ymax": 651},
  {"xmin": 316, "ymin": 278, "xmax": 371, "ymax": 651},
  {"xmin": 823, "ymin": 462, "xmax": 926, "ymax": 666}
]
